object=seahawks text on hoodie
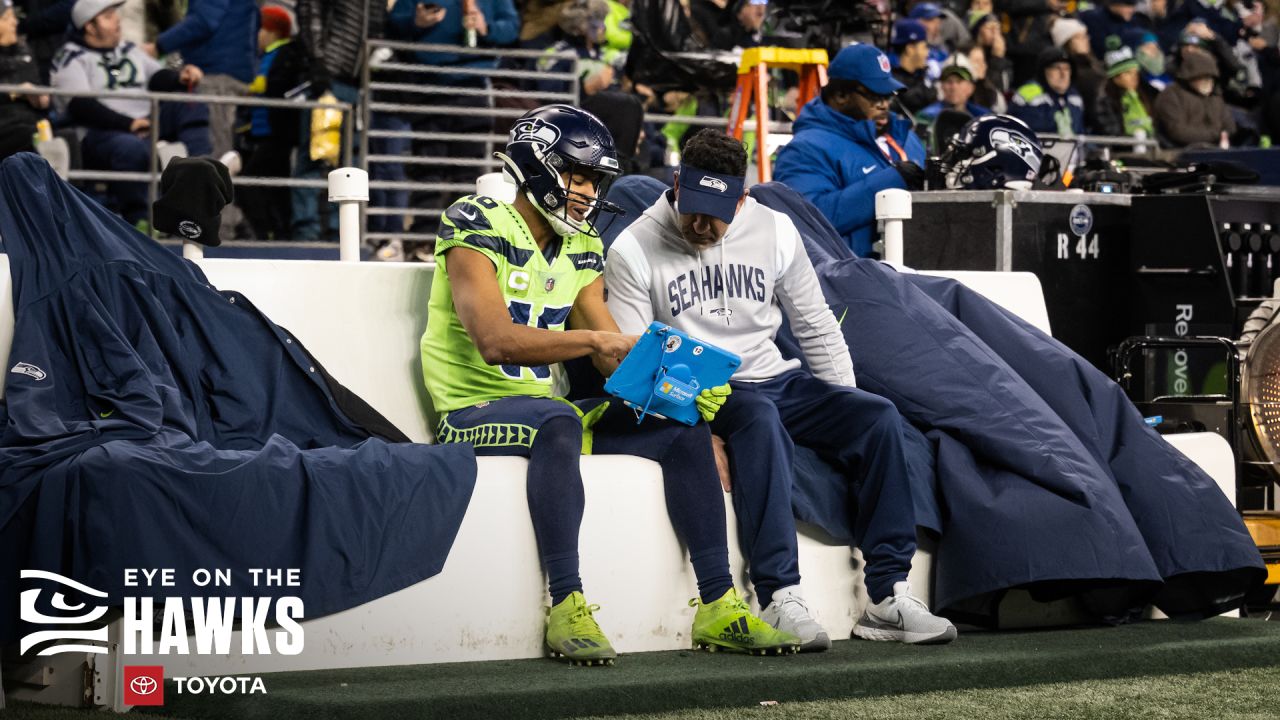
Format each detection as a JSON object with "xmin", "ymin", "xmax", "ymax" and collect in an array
[{"xmin": 605, "ymin": 191, "xmax": 856, "ymax": 387}]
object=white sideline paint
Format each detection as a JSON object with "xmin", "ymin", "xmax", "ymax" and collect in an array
[{"xmin": 0, "ymin": 254, "xmax": 1237, "ymax": 674}]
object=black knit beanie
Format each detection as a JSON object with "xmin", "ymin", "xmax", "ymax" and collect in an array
[{"xmin": 152, "ymin": 157, "xmax": 233, "ymax": 246}]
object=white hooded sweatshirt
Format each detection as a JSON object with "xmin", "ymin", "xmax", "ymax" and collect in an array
[{"xmin": 605, "ymin": 191, "xmax": 856, "ymax": 387}]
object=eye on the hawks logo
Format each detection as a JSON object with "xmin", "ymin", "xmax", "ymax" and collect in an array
[
  {"xmin": 511, "ymin": 117, "xmax": 561, "ymax": 152},
  {"xmin": 877, "ymin": 53, "xmax": 891, "ymax": 73}
]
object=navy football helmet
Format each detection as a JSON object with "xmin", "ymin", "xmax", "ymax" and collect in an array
[
  {"xmin": 936, "ymin": 114, "xmax": 1045, "ymax": 190},
  {"xmin": 496, "ymin": 104, "xmax": 625, "ymax": 237}
]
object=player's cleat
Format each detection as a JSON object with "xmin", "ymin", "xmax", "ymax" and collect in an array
[
  {"xmin": 853, "ymin": 581, "xmax": 957, "ymax": 645},
  {"xmin": 545, "ymin": 591, "xmax": 617, "ymax": 666},
  {"xmin": 690, "ymin": 588, "xmax": 801, "ymax": 655},
  {"xmin": 761, "ymin": 585, "xmax": 831, "ymax": 652}
]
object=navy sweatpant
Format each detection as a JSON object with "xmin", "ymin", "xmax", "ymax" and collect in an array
[
  {"xmin": 439, "ymin": 395, "xmax": 732, "ymax": 603},
  {"xmin": 711, "ymin": 369, "xmax": 918, "ymax": 604}
]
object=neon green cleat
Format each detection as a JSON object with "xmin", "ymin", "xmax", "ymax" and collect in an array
[
  {"xmin": 545, "ymin": 592, "xmax": 617, "ymax": 666},
  {"xmin": 690, "ymin": 588, "xmax": 802, "ymax": 655}
]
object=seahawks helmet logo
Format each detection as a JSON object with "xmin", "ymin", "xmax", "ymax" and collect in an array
[
  {"xmin": 511, "ymin": 117, "xmax": 561, "ymax": 153},
  {"xmin": 988, "ymin": 128, "xmax": 1039, "ymax": 165}
]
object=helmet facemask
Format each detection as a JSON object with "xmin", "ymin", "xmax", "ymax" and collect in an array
[{"xmin": 496, "ymin": 147, "xmax": 621, "ymax": 238}]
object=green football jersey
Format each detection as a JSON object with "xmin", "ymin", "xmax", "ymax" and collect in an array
[{"xmin": 420, "ymin": 194, "xmax": 605, "ymax": 413}]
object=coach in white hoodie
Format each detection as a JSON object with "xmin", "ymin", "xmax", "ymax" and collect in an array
[{"xmin": 605, "ymin": 129, "xmax": 956, "ymax": 647}]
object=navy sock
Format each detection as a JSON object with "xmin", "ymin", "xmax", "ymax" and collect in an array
[
  {"xmin": 544, "ymin": 551, "xmax": 582, "ymax": 606},
  {"xmin": 527, "ymin": 416, "xmax": 586, "ymax": 605},
  {"xmin": 756, "ymin": 586, "xmax": 776, "ymax": 609},
  {"xmin": 659, "ymin": 425, "xmax": 733, "ymax": 604}
]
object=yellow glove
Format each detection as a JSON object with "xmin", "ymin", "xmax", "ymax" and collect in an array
[{"xmin": 695, "ymin": 384, "xmax": 732, "ymax": 422}]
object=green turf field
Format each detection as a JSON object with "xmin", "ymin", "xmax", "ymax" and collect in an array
[{"xmin": 5, "ymin": 618, "xmax": 1280, "ymax": 719}]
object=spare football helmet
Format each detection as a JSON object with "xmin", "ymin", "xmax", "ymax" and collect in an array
[
  {"xmin": 935, "ymin": 114, "xmax": 1045, "ymax": 190},
  {"xmin": 495, "ymin": 104, "xmax": 625, "ymax": 237}
]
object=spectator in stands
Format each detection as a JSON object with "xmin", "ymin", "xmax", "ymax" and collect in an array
[
  {"xmin": 967, "ymin": 0, "xmax": 994, "ymax": 26},
  {"xmin": 774, "ymin": 43, "xmax": 926, "ymax": 259},
  {"xmin": 908, "ymin": 2, "xmax": 951, "ymax": 80},
  {"xmin": 970, "ymin": 13, "xmax": 1013, "ymax": 93},
  {"xmin": 605, "ymin": 129, "xmax": 958, "ymax": 649},
  {"xmin": 239, "ymin": 5, "xmax": 304, "ymax": 240},
  {"xmin": 1176, "ymin": 25, "xmax": 1251, "ymax": 106},
  {"xmin": 929, "ymin": 0, "xmax": 973, "ymax": 51},
  {"xmin": 52, "ymin": 0, "xmax": 210, "ymax": 231},
  {"xmin": 1051, "ymin": 17, "xmax": 1106, "ymax": 131},
  {"xmin": 1080, "ymin": 0, "xmax": 1146, "ymax": 58},
  {"xmin": 0, "ymin": 0, "xmax": 50, "ymax": 159},
  {"xmin": 1136, "ymin": 31, "xmax": 1172, "ymax": 99},
  {"xmin": 142, "ymin": 0, "xmax": 257, "ymax": 161},
  {"xmin": 291, "ymin": 0, "xmax": 392, "ymax": 241},
  {"xmin": 386, "ymin": 0, "xmax": 519, "ymax": 243},
  {"xmin": 1154, "ymin": 48, "xmax": 1236, "ymax": 146},
  {"xmin": 1093, "ymin": 44, "xmax": 1156, "ymax": 137},
  {"xmin": 889, "ymin": 19, "xmax": 937, "ymax": 115},
  {"xmin": 16, "ymin": 0, "xmax": 78, "ymax": 81},
  {"xmin": 535, "ymin": 0, "xmax": 615, "ymax": 100},
  {"xmin": 1163, "ymin": 0, "xmax": 1244, "ymax": 49},
  {"xmin": 918, "ymin": 59, "xmax": 991, "ymax": 125},
  {"xmin": 966, "ymin": 43, "xmax": 1009, "ymax": 112},
  {"xmin": 691, "ymin": 0, "xmax": 768, "ymax": 51},
  {"xmin": 999, "ymin": 0, "xmax": 1061, "ymax": 87},
  {"xmin": 1010, "ymin": 46, "xmax": 1086, "ymax": 136},
  {"xmin": 421, "ymin": 105, "xmax": 801, "ymax": 665}
]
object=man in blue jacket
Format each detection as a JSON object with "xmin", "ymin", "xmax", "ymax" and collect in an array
[
  {"xmin": 1079, "ymin": 0, "xmax": 1146, "ymax": 58},
  {"xmin": 774, "ymin": 43, "xmax": 926, "ymax": 258},
  {"xmin": 143, "ymin": 0, "xmax": 258, "ymax": 161}
]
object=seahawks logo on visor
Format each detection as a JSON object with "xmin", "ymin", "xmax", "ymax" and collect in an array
[
  {"xmin": 510, "ymin": 117, "xmax": 561, "ymax": 153},
  {"xmin": 699, "ymin": 176, "xmax": 728, "ymax": 192}
]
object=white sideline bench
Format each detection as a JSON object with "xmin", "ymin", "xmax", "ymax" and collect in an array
[{"xmin": 0, "ymin": 255, "xmax": 1236, "ymax": 679}]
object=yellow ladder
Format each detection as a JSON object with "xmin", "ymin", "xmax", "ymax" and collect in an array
[{"xmin": 727, "ymin": 46, "xmax": 829, "ymax": 182}]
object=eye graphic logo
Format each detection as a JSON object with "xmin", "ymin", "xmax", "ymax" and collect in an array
[
  {"xmin": 124, "ymin": 666, "xmax": 166, "ymax": 706},
  {"xmin": 19, "ymin": 570, "xmax": 110, "ymax": 656},
  {"xmin": 511, "ymin": 117, "xmax": 561, "ymax": 153}
]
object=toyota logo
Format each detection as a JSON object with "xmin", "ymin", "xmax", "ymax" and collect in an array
[{"xmin": 130, "ymin": 676, "xmax": 158, "ymax": 696}]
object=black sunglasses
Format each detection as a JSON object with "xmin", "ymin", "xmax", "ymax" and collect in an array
[{"xmin": 852, "ymin": 84, "xmax": 895, "ymax": 106}]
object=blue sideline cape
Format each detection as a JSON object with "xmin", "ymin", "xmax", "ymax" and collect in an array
[
  {"xmin": 604, "ymin": 175, "xmax": 1264, "ymax": 625},
  {"xmin": 0, "ymin": 154, "xmax": 477, "ymax": 644}
]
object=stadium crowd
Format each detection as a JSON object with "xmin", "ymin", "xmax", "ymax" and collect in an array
[{"xmin": 0, "ymin": 0, "xmax": 1276, "ymax": 247}]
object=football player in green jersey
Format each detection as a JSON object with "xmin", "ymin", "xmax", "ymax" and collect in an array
[{"xmin": 421, "ymin": 105, "xmax": 798, "ymax": 665}]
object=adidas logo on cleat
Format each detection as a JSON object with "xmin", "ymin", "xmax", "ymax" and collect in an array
[
  {"xmin": 716, "ymin": 616, "xmax": 757, "ymax": 646},
  {"xmin": 562, "ymin": 638, "xmax": 601, "ymax": 652}
]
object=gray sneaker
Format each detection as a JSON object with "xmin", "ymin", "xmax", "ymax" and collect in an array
[
  {"xmin": 760, "ymin": 585, "xmax": 831, "ymax": 652},
  {"xmin": 853, "ymin": 581, "xmax": 957, "ymax": 645}
]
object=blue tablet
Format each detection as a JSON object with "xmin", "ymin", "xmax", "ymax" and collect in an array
[{"xmin": 604, "ymin": 322, "xmax": 741, "ymax": 426}]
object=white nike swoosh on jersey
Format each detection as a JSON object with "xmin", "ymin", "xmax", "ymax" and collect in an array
[
  {"xmin": 862, "ymin": 165, "xmax": 876, "ymax": 174},
  {"xmin": 458, "ymin": 206, "xmax": 478, "ymax": 220}
]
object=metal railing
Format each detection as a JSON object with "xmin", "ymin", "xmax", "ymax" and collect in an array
[
  {"xmin": 359, "ymin": 40, "xmax": 580, "ymax": 245},
  {"xmin": 1039, "ymin": 132, "xmax": 1171, "ymax": 162},
  {"xmin": 0, "ymin": 83, "xmax": 356, "ymax": 233}
]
